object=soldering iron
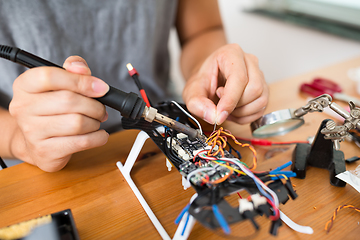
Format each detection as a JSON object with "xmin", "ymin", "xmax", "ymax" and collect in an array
[{"xmin": 0, "ymin": 45, "xmax": 200, "ymax": 139}]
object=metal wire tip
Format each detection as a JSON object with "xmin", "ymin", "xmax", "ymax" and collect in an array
[{"xmin": 126, "ymin": 63, "xmax": 133, "ymax": 71}]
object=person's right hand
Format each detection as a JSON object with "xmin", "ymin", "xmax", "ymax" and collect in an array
[{"xmin": 9, "ymin": 56, "xmax": 109, "ymax": 172}]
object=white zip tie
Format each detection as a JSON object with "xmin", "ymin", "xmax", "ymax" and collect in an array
[{"xmin": 280, "ymin": 210, "xmax": 313, "ymax": 234}]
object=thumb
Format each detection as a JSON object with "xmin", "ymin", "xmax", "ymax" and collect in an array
[{"xmin": 63, "ymin": 56, "xmax": 92, "ymax": 76}]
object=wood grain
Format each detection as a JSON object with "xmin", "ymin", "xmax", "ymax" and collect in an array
[{"xmin": 1, "ymin": 57, "xmax": 360, "ymax": 239}]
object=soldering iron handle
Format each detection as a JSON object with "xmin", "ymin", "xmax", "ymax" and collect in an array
[
  {"xmin": 96, "ymin": 86, "xmax": 145, "ymax": 119},
  {"xmin": 0, "ymin": 45, "xmax": 146, "ymax": 119}
]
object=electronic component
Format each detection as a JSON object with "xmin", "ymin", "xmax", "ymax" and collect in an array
[
  {"xmin": 121, "ymin": 102, "xmax": 299, "ymax": 236},
  {"xmin": 0, "ymin": 209, "xmax": 79, "ymax": 240}
]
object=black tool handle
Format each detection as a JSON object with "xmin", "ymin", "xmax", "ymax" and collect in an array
[{"xmin": 0, "ymin": 45, "xmax": 146, "ymax": 119}]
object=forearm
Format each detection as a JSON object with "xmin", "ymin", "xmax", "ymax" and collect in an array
[
  {"xmin": 180, "ymin": 28, "xmax": 227, "ymax": 80},
  {"xmin": 176, "ymin": 0, "xmax": 227, "ymax": 80},
  {"xmin": 0, "ymin": 107, "xmax": 30, "ymax": 163}
]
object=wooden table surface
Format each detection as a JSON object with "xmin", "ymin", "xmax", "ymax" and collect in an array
[{"xmin": 1, "ymin": 57, "xmax": 360, "ymax": 239}]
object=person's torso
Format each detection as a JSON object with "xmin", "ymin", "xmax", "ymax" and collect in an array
[{"xmin": 0, "ymin": 0, "xmax": 178, "ymax": 132}]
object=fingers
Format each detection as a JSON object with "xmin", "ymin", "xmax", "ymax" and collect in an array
[
  {"xmin": 31, "ymin": 130, "xmax": 109, "ymax": 172},
  {"xmin": 21, "ymin": 114, "xmax": 102, "ymax": 139},
  {"xmin": 13, "ymin": 62, "xmax": 109, "ymax": 98},
  {"xmin": 63, "ymin": 56, "xmax": 92, "ymax": 76},
  {"xmin": 183, "ymin": 44, "xmax": 269, "ymax": 126},
  {"xmin": 213, "ymin": 44, "xmax": 249, "ymax": 124},
  {"xmin": 9, "ymin": 55, "xmax": 110, "ymax": 172},
  {"xmin": 226, "ymin": 98, "xmax": 267, "ymax": 124},
  {"xmin": 17, "ymin": 90, "xmax": 107, "ymax": 121},
  {"xmin": 215, "ymin": 49, "xmax": 268, "ymax": 125},
  {"xmin": 182, "ymin": 65, "xmax": 218, "ymax": 124},
  {"xmin": 186, "ymin": 95, "xmax": 217, "ymax": 124},
  {"xmin": 236, "ymin": 53, "xmax": 267, "ymax": 108}
]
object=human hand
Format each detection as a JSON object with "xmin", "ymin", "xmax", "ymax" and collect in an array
[
  {"xmin": 182, "ymin": 44, "xmax": 269, "ymax": 125},
  {"xmin": 9, "ymin": 56, "xmax": 109, "ymax": 172}
]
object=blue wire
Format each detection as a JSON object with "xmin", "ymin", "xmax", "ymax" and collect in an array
[
  {"xmin": 234, "ymin": 149, "xmax": 241, "ymax": 159},
  {"xmin": 270, "ymin": 172, "xmax": 297, "ymax": 180},
  {"xmin": 181, "ymin": 212, "xmax": 191, "ymax": 236},
  {"xmin": 254, "ymin": 181, "xmax": 273, "ymax": 202},
  {"xmin": 175, "ymin": 204, "xmax": 190, "ymax": 224},
  {"xmin": 270, "ymin": 171, "xmax": 297, "ymax": 179},
  {"xmin": 270, "ymin": 170, "xmax": 295, "ymax": 175},
  {"xmin": 212, "ymin": 204, "xmax": 231, "ymax": 234},
  {"xmin": 269, "ymin": 161, "xmax": 292, "ymax": 174}
]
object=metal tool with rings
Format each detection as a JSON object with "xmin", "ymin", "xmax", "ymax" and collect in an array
[{"xmin": 251, "ymin": 94, "xmax": 360, "ymax": 150}]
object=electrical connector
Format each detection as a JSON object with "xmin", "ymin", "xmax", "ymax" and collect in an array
[
  {"xmin": 239, "ymin": 199, "xmax": 259, "ymax": 230},
  {"xmin": 270, "ymin": 218, "xmax": 282, "ymax": 236},
  {"xmin": 239, "ymin": 199, "xmax": 254, "ymax": 214},
  {"xmin": 251, "ymin": 193, "xmax": 270, "ymax": 217},
  {"xmin": 284, "ymin": 180, "xmax": 298, "ymax": 200}
]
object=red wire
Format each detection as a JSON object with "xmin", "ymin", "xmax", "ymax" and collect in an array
[
  {"xmin": 266, "ymin": 198, "xmax": 280, "ymax": 221},
  {"xmin": 204, "ymin": 131, "xmax": 308, "ymax": 146},
  {"xmin": 235, "ymin": 136, "xmax": 309, "ymax": 146},
  {"xmin": 139, "ymin": 89, "xmax": 151, "ymax": 107}
]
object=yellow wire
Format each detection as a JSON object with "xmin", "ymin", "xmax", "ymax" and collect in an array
[
  {"xmin": 268, "ymin": 174, "xmax": 288, "ymax": 180},
  {"xmin": 214, "ymin": 161, "xmax": 246, "ymax": 175}
]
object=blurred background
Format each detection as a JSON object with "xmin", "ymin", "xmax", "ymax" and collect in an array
[{"xmin": 168, "ymin": 0, "xmax": 360, "ymax": 98}]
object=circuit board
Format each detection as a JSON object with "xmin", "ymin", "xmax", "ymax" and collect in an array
[{"xmin": 121, "ymin": 101, "xmax": 297, "ymax": 235}]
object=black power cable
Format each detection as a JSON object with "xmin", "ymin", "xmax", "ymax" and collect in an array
[{"xmin": 0, "ymin": 157, "xmax": 7, "ymax": 169}]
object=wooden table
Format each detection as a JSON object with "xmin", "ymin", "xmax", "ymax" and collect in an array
[{"xmin": 1, "ymin": 57, "xmax": 360, "ymax": 239}]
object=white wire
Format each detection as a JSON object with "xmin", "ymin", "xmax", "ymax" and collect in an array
[
  {"xmin": 220, "ymin": 157, "xmax": 280, "ymax": 207},
  {"xmin": 279, "ymin": 210, "xmax": 314, "ymax": 234},
  {"xmin": 195, "ymin": 153, "xmax": 280, "ymax": 206},
  {"xmin": 171, "ymin": 100, "xmax": 203, "ymax": 135}
]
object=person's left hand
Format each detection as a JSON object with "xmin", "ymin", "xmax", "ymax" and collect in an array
[{"xmin": 182, "ymin": 43, "xmax": 269, "ymax": 126}]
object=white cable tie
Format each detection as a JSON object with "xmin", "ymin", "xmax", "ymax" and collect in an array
[
  {"xmin": 279, "ymin": 210, "xmax": 313, "ymax": 235},
  {"xmin": 182, "ymin": 176, "xmax": 190, "ymax": 190},
  {"xmin": 166, "ymin": 158, "xmax": 172, "ymax": 171}
]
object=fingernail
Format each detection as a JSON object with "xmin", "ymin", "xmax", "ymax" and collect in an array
[
  {"xmin": 216, "ymin": 89, "xmax": 222, "ymax": 99},
  {"xmin": 203, "ymin": 109, "xmax": 215, "ymax": 124},
  {"xmin": 101, "ymin": 111, "xmax": 108, "ymax": 122},
  {"xmin": 71, "ymin": 61, "xmax": 88, "ymax": 68},
  {"xmin": 216, "ymin": 111, "xmax": 229, "ymax": 124},
  {"xmin": 92, "ymin": 78, "xmax": 109, "ymax": 94}
]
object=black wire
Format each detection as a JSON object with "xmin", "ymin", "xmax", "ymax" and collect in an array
[
  {"xmin": 132, "ymin": 75, "xmax": 143, "ymax": 90},
  {"xmin": 131, "ymin": 74, "xmax": 153, "ymax": 106},
  {"xmin": 0, "ymin": 157, "xmax": 7, "ymax": 169},
  {"xmin": 227, "ymin": 142, "xmax": 241, "ymax": 159}
]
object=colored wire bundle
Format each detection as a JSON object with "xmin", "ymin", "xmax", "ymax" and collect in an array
[
  {"xmin": 206, "ymin": 127, "xmax": 257, "ymax": 170},
  {"xmin": 325, "ymin": 204, "xmax": 360, "ymax": 233}
]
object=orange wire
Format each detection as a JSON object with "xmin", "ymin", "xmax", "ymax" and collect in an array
[
  {"xmin": 205, "ymin": 127, "xmax": 258, "ymax": 170},
  {"xmin": 325, "ymin": 205, "xmax": 360, "ymax": 233}
]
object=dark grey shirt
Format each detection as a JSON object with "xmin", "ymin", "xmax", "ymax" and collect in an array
[{"xmin": 0, "ymin": 0, "xmax": 178, "ymax": 132}]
